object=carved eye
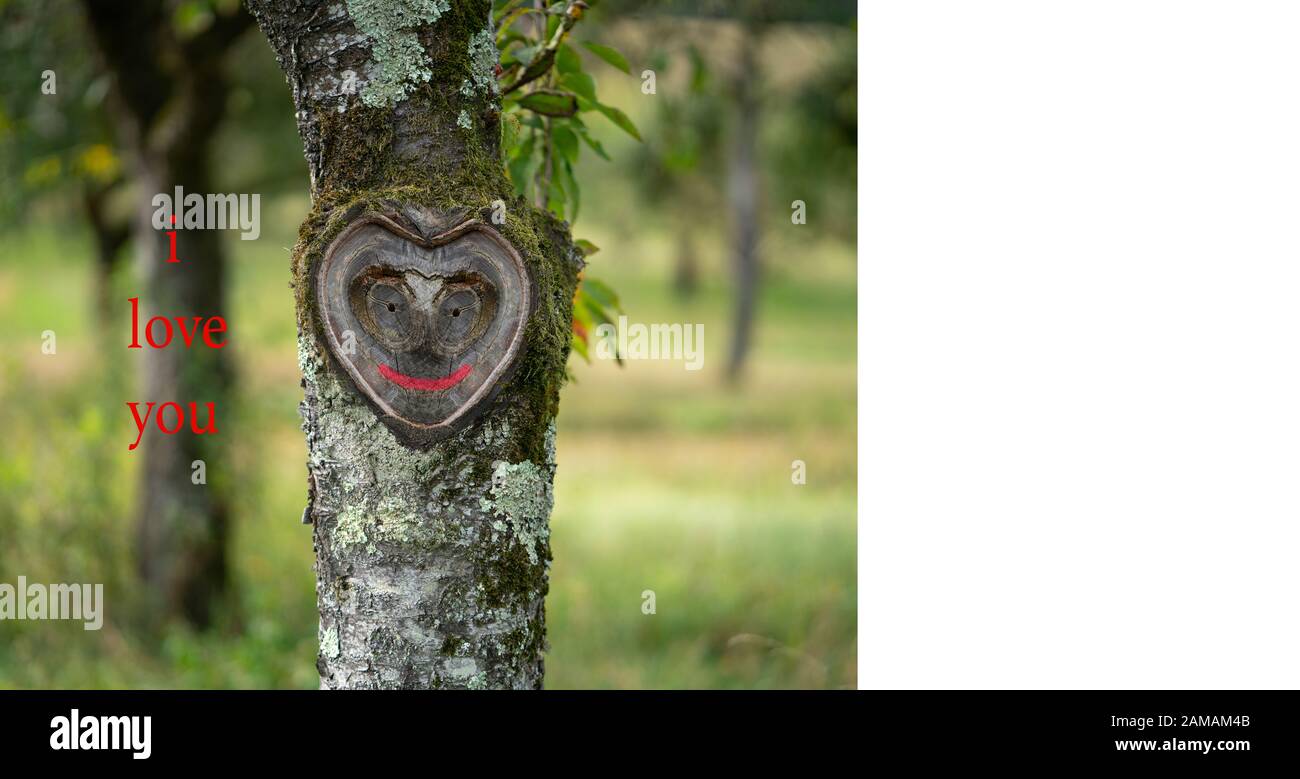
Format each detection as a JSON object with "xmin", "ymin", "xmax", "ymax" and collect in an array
[
  {"xmin": 430, "ymin": 273, "xmax": 497, "ymax": 355},
  {"xmin": 350, "ymin": 272, "xmax": 423, "ymax": 351}
]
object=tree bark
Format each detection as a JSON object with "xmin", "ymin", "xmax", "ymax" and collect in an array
[
  {"xmin": 79, "ymin": 0, "xmax": 250, "ymax": 627},
  {"xmin": 248, "ymin": 0, "xmax": 580, "ymax": 689},
  {"xmin": 725, "ymin": 25, "xmax": 761, "ymax": 383}
]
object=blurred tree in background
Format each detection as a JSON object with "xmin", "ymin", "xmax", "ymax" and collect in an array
[
  {"xmin": 598, "ymin": 0, "xmax": 856, "ymax": 381},
  {"xmin": 0, "ymin": 1, "xmax": 128, "ymax": 324},
  {"xmin": 629, "ymin": 42, "xmax": 721, "ymax": 298},
  {"xmin": 75, "ymin": 0, "xmax": 254, "ymax": 629},
  {"xmin": 1, "ymin": 0, "xmax": 261, "ymax": 628}
]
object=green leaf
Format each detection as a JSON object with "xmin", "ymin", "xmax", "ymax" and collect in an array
[
  {"xmin": 546, "ymin": 151, "xmax": 567, "ymax": 219},
  {"xmin": 507, "ymin": 133, "xmax": 536, "ymax": 197},
  {"xmin": 519, "ymin": 90, "xmax": 578, "ymax": 117},
  {"xmin": 574, "ymin": 287, "xmax": 624, "ymax": 364},
  {"xmin": 509, "ymin": 130, "xmax": 535, "ymax": 163},
  {"xmin": 559, "ymin": 71, "xmax": 596, "ymax": 103},
  {"xmin": 577, "ymin": 292, "xmax": 615, "ymax": 328},
  {"xmin": 570, "ymin": 332, "xmax": 591, "ymax": 362},
  {"xmin": 500, "ymin": 112, "xmax": 522, "ymax": 158},
  {"xmin": 556, "ymin": 43, "xmax": 582, "ymax": 74},
  {"xmin": 495, "ymin": 0, "xmax": 532, "ymax": 24},
  {"xmin": 496, "ymin": 7, "xmax": 539, "ymax": 40},
  {"xmin": 572, "ymin": 290, "xmax": 594, "ymax": 329},
  {"xmin": 518, "ymin": 113, "xmax": 546, "ymax": 130},
  {"xmin": 582, "ymin": 277, "xmax": 622, "ymax": 313},
  {"xmin": 594, "ymin": 101, "xmax": 641, "ymax": 141},
  {"xmin": 552, "ymin": 124, "xmax": 579, "ymax": 165},
  {"xmin": 582, "ymin": 41, "xmax": 632, "ymax": 75},
  {"xmin": 573, "ymin": 124, "xmax": 610, "ymax": 161},
  {"xmin": 574, "ymin": 238, "xmax": 600, "ymax": 256},
  {"xmin": 561, "ymin": 158, "xmax": 580, "ymax": 222},
  {"xmin": 508, "ymin": 44, "xmax": 539, "ymax": 68}
]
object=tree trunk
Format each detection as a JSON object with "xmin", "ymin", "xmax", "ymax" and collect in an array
[
  {"xmin": 248, "ymin": 0, "xmax": 580, "ymax": 689},
  {"xmin": 79, "ymin": 0, "xmax": 249, "ymax": 627},
  {"xmin": 725, "ymin": 25, "xmax": 761, "ymax": 383},
  {"xmin": 81, "ymin": 178, "xmax": 129, "ymax": 327}
]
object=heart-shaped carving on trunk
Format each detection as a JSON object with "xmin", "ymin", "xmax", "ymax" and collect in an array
[{"xmin": 316, "ymin": 210, "xmax": 533, "ymax": 446}]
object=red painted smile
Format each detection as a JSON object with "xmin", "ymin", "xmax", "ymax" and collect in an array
[{"xmin": 379, "ymin": 362, "xmax": 472, "ymax": 391}]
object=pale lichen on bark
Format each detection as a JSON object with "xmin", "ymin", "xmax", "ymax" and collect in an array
[
  {"xmin": 344, "ymin": 0, "xmax": 451, "ymax": 107},
  {"xmin": 482, "ymin": 456, "xmax": 554, "ymax": 566},
  {"xmin": 460, "ymin": 28, "xmax": 498, "ymax": 98}
]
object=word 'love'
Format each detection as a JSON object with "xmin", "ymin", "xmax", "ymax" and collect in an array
[{"xmin": 127, "ymin": 297, "xmax": 227, "ymax": 350}]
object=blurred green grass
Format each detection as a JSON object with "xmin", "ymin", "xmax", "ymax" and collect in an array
[{"xmin": 0, "ymin": 186, "xmax": 855, "ymax": 688}]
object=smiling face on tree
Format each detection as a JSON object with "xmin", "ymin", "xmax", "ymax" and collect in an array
[{"xmin": 317, "ymin": 211, "xmax": 533, "ymax": 445}]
